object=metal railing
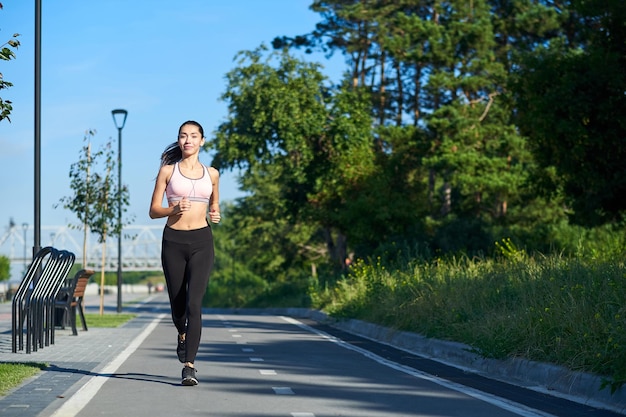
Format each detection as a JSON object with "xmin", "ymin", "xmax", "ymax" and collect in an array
[{"xmin": 11, "ymin": 247, "xmax": 76, "ymax": 353}]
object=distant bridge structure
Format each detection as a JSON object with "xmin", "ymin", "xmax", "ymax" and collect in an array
[{"xmin": 0, "ymin": 224, "xmax": 164, "ymax": 282}]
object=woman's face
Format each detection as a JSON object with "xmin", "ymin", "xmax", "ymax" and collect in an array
[{"xmin": 178, "ymin": 124, "xmax": 204, "ymax": 156}]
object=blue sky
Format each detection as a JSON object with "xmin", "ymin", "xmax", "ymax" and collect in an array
[{"xmin": 0, "ymin": 1, "xmax": 344, "ymax": 240}]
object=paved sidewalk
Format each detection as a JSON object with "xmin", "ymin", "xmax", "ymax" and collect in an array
[{"xmin": 0, "ymin": 290, "xmax": 170, "ymax": 417}]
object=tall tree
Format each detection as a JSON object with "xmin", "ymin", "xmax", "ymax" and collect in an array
[
  {"xmin": 211, "ymin": 46, "xmax": 335, "ymax": 272},
  {"xmin": 513, "ymin": 0, "xmax": 626, "ymax": 225},
  {"xmin": 400, "ymin": 0, "xmax": 529, "ymax": 232},
  {"xmin": 211, "ymin": 47, "xmax": 386, "ymax": 270},
  {"xmin": 252, "ymin": 0, "xmax": 620, "ymax": 261},
  {"xmin": 270, "ymin": 1, "xmax": 546, "ymax": 258}
]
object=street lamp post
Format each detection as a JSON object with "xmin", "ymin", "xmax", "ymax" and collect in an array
[
  {"xmin": 22, "ymin": 223, "xmax": 28, "ymax": 274},
  {"xmin": 34, "ymin": 0, "xmax": 42, "ymax": 256},
  {"xmin": 111, "ymin": 109, "xmax": 128, "ymax": 313}
]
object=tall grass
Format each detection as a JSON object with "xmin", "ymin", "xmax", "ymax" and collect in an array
[{"xmin": 312, "ymin": 242, "xmax": 626, "ymax": 392}]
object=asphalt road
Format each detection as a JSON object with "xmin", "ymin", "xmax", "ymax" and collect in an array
[{"xmin": 58, "ymin": 312, "xmax": 621, "ymax": 417}]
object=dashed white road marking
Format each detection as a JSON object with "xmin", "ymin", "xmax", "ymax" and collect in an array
[
  {"xmin": 250, "ymin": 357, "xmax": 264, "ymax": 362},
  {"xmin": 260, "ymin": 370, "xmax": 277, "ymax": 375}
]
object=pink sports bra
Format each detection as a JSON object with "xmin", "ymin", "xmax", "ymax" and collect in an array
[{"xmin": 165, "ymin": 162, "xmax": 213, "ymax": 204}]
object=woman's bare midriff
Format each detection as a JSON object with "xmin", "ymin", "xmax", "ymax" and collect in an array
[{"xmin": 166, "ymin": 202, "xmax": 209, "ymax": 230}]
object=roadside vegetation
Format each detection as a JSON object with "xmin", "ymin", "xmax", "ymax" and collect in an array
[
  {"xmin": 311, "ymin": 239, "xmax": 626, "ymax": 393},
  {"xmin": 84, "ymin": 313, "xmax": 136, "ymax": 328},
  {"xmin": 0, "ymin": 363, "xmax": 47, "ymax": 396}
]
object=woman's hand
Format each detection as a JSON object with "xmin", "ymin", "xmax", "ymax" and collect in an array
[
  {"xmin": 208, "ymin": 209, "xmax": 221, "ymax": 224},
  {"xmin": 175, "ymin": 197, "xmax": 191, "ymax": 215}
]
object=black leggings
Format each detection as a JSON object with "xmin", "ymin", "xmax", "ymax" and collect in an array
[{"xmin": 161, "ymin": 225, "xmax": 214, "ymax": 364}]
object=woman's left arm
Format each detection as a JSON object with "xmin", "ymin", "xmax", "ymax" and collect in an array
[{"xmin": 208, "ymin": 167, "xmax": 220, "ymax": 223}]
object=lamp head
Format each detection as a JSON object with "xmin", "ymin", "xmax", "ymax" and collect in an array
[{"xmin": 111, "ymin": 109, "xmax": 128, "ymax": 129}]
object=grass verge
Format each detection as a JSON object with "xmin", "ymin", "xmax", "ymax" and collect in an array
[
  {"xmin": 313, "ymin": 248, "xmax": 626, "ymax": 393},
  {"xmin": 0, "ymin": 362, "xmax": 47, "ymax": 397},
  {"xmin": 83, "ymin": 313, "xmax": 136, "ymax": 328}
]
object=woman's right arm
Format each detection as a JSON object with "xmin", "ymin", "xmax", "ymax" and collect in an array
[{"xmin": 149, "ymin": 165, "xmax": 180, "ymax": 219}]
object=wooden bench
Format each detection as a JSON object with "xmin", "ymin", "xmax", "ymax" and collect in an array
[{"xmin": 55, "ymin": 269, "xmax": 95, "ymax": 335}]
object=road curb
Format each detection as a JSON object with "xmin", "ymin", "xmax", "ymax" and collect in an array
[{"xmin": 318, "ymin": 314, "xmax": 626, "ymax": 415}]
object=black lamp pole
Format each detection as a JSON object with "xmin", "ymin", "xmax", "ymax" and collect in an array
[
  {"xmin": 111, "ymin": 109, "xmax": 128, "ymax": 313},
  {"xmin": 33, "ymin": 0, "xmax": 42, "ymax": 257}
]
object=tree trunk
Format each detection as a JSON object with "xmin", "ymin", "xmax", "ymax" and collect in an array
[
  {"xmin": 395, "ymin": 60, "xmax": 403, "ymax": 126},
  {"xmin": 428, "ymin": 169, "xmax": 435, "ymax": 210},
  {"xmin": 323, "ymin": 227, "xmax": 347, "ymax": 270},
  {"xmin": 336, "ymin": 232, "xmax": 347, "ymax": 272},
  {"xmin": 99, "ymin": 234, "xmax": 107, "ymax": 316},
  {"xmin": 413, "ymin": 64, "xmax": 422, "ymax": 126},
  {"xmin": 379, "ymin": 50, "xmax": 386, "ymax": 126},
  {"xmin": 82, "ymin": 142, "xmax": 90, "ymax": 269},
  {"xmin": 441, "ymin": 181, "xmax": 451, "ymax": 216}
]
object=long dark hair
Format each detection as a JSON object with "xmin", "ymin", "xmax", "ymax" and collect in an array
[{"xmin": 160, "ymin": 120, "xmax": 205, "ymax": 166}]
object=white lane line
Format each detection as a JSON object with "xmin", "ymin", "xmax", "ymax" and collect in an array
[
  {"xmin": 260, "ymin": 370, "xmax": 277, "ymax": 375},
  {"xmin": 272, "ymin": 387, "xmax": 294, "ymax": 395},
  {"xmin": 280, "ymin": 316, "xmax": 556, "ymax": 417},
  {"xmin": 250, "ymin": 357, "xmax": 264, "ymax": 362},
  {"xmin": 51, "ymin": 313, "xmax": 167, "ymax": 417}
]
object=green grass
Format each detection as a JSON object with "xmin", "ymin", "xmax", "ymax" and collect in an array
[
  {"xmin": 83, "ymin": 313, "xmax": 136, "ymax": 327},
  {"xmin": 0, "ymin": 362, "xmax": 48, "ymax": 396},
  {"xmin": 312, "ymin": 245, "xmax": 626, "ymax": 392}
]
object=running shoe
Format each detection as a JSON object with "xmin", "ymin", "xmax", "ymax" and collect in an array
[{"xmin": 182, "ymin": 365, "xmax": 198, "ymax": 386}]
